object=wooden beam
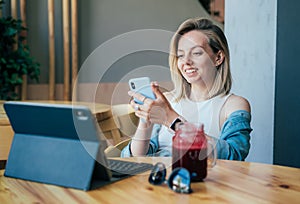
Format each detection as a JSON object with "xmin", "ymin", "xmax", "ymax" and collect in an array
[
  {"xmin": 62, "ymin": 0, "xmax": 70, "ymax": 101},
  {"xmin": 48, "ymin": 0, "xmax": 55, "ymax": 100},
  {"xmin": 20, "ymin": 0, "xmax": 27, "ymax": 100},
  {"xmin": 71, "ymin": 0, "xmax": 78, "ymax": 101},
  {"xmin": 11, "ymin": 0, "xmax": 17, "ymax": 18}
]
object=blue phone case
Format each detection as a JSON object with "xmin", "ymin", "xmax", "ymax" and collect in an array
[{"xmin": 129, "ymin": 77, "xmax": 156, "ymax": 104}]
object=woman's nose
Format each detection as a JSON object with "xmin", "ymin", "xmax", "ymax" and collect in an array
[{"xmin": 183, "ymin": 54, "xmax": 193, "ymax": 65}]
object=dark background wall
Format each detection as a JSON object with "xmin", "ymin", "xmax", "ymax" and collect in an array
[
  {"xmin": 274, "ymin": 0, "xmax": 300, "ymax": 168},
  {"xmin": 3, "ymin": 0, "xmax": 300, "ymax": 167}
]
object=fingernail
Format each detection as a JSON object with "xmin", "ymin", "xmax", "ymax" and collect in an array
[{"xmin": 152, "ymin": 81, "xmax": 159, "ymax": 86}]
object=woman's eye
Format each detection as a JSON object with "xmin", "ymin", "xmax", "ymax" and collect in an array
[
  {"xmin": 192, "ymin": 52, "xmax": 202, "ymax": 56},
  {"xmin": 177, "ymin": 54, "xmax": 184, "ymax": 58}
]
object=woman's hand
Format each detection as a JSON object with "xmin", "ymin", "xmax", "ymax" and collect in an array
[{"xmin": 128, "ymin": 82, "xmax": 179, "ymax": 127}]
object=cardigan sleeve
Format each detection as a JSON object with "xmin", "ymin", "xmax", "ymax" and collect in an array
[{"xmin": 217, "ymin": 110, "xmax": 252, "ymax": 161}]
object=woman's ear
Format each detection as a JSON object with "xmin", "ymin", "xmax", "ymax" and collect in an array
[{"xmin": 215, "ymin": 50, "xmax": 225, "ymax": 66}]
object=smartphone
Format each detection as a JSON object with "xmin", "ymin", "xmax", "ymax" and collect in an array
[{"xmin": 128, "ymin": 77, "xmax": 156, "ymax": 104}]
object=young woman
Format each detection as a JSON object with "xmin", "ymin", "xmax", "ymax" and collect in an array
[{"xmin": 121, "ymin": 17, "xmax": 252, "ymax": 160}]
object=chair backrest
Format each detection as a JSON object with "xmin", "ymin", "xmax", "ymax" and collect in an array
[
  {"xmin": 105, "ymin": 138, "xmax": 131, "ymax": 157},
  {"xmin": 99, "ymin": 104, "xmax": 138, "ymax": 146},
  {"xmin": 112, "ymin": 104, "xmax": 138, "ymax": 136},
  {"xmin": 104, "ymin": 104, "xmax": 138, "ymax": 156}
]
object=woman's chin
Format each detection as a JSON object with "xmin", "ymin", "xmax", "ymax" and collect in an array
[{"xmin": 184, "ymin": 76, "xmax": 201, "ymax": 84}]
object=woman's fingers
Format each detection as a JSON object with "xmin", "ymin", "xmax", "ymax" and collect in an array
[
  {"xmin": 128, "ymin": 91, "xmax": 147, "ymax": 104},
  {"xmin": 129, "ymin": 97, "xmax": 150, "ymax": 122},
  {"xmin": 128, "ymin": 82, "xmax": 172, "ymax": 125},
  {"xmin": 151, "ymin": 82, "xmax": 166, "ymax": 100}
]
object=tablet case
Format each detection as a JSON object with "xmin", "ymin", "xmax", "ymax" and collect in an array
[{"xmin": 4, "ymin": 102, "xmax": 111, "ymax": 191}]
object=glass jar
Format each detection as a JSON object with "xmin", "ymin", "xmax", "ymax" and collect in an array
[{"xmin": 172, "ymin": 122, "xmax": 216, "ymax": 181}]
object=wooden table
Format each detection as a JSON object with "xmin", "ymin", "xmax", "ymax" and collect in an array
[
  {"xmin": 0, "ymin": 157, "xmax": 299, "ymax": 203},
  {"xmin": 0, "ymin": 101, "xmax": 14, "ymax": 161}
]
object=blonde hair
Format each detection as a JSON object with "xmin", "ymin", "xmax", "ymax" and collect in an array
[{"xmin": 169, "ymin": 17, "xmax": 232, "ymax": 101}]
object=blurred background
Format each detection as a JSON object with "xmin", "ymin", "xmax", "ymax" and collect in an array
[{"xmin": 1, "ymin": 0, "xmax": 300, "ymax": 168}]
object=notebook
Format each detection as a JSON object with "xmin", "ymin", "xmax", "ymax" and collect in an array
[{"xmin": 3, "ymin": 101, "xmax": 153, "ymax": 191}]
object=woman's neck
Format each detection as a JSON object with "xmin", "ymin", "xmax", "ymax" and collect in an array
[{"xmin": 189, "ymin": 83, "xmax": 212, "ymax": 102}]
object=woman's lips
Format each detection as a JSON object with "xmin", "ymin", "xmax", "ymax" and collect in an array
[
  {"xmin": 185, "ymin": 69, "xmax": 197, "ymax": 73},
  {"xmin": 184, "ymin": 68, "xmax": 198, "ymax": 75}
]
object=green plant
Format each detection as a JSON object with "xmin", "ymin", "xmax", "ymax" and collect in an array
[{"xmin": 0, "ymin": 0, "xmax": 40, "ymax": 100}]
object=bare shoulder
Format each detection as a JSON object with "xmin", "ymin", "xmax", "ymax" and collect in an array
[{"xmin": 224, "ymin": 94, "xmax": 251, "ymax": 117}]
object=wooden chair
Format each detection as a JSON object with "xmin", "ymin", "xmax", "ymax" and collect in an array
[
  {"xmin": 103, "ymin": 103, "xmax": 140, "ymax": 157},
  {"xmin": 100, "ymin": 104, "xmax": 138, "ymax": 146},
  {"xmin": 104, "ymin": 138, "xmax": 131, "ymax": 157}
]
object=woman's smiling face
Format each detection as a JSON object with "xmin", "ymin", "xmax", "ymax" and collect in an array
[{"xmin": 177, "ymin": 30, "xmax": 218, "ymax": 85}]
